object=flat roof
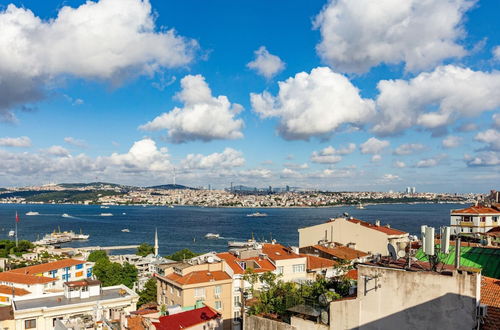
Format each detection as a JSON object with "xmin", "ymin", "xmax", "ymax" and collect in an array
[{"xmin": 13, "ymin": 287, "xmax": 133, "ymax": 311}]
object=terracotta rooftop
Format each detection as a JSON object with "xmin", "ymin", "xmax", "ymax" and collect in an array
[
  {"xmin": 262, "ymin": 243, "xmax": 304, "ymax": 261},
  {"xmin": 0, "ymin": 271, "xmax": 56, "ymax": 285},
  {"xmin": 10, "ymin": 259, "xmax": 86, "ymax": 275},
  {"xmin": 216, "ymin": 252, "xmax": 275, "ymax": 275},
  {"xmin": 299, "ymin": 254, "xmax": 338, "ymax": 270},
  {"xmin": 345, "ymin": 218, "xmax": 407, "ymax": 236},
  {"xmin": 312, "ymin": 245, "xmax": 369, "ymax": 261},
  {"xmin": 165, "ymin": 270, "xmax": 231, "ymax": 285},
  {"xmin": 481, "ymin": 276, "xmax": 500, "ymax": 330},
  {"xmin": 0, "ymin": 284, "xmax": 31, "ymax": 296},
  {"xmin": 152, "ymin": 306, "xmax": 220, "ymax": 330},
  {"xmin": 345, "ymin": 269, "xmax": 358, "ymax": 281},
  {"xmin": 451, "ymin": 205, "xmax": 500, "ymax": 215}
]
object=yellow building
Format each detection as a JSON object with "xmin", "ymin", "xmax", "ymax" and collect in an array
[{"xmin": 155, "ymin": 260, "xmax": 234, "ymax": 330}]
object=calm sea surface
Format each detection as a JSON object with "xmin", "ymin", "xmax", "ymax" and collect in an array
[{"xmin": 0, "ymin": 203, "xmax": 462, "ymax": 255}]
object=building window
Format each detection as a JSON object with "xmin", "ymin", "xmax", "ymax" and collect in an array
[
  {"xmin": 277, "ymin": 266, "xmax": 284, "ymax": 274},
  {"xmin": 76, "ymin": 264, "xmax": 83, "ymax": 270},
  {"xmin": 481, "ymin": 217, "xmax": 486, "ymax": 222},
  {"xmin": 25, "ymin": 319, "xmax": 36, "ymax": 329},
  {"xmin": 234, "ymin": 295, "xmax": 240, "ymax": 307},
  {"xmin": 177, "ymin": 288, "xmax": 181, "ymax": 297},
  {"xmin": 463, "ymin": 216, "xmax": 471, "ymax": 222},
  {"xmin": 194, "ymin": 287, "xmax": 205, "ymax": 298},
  {"xmin": 234, "ymin": 310, "xmax": 241, "ymax": 321},
  {"xmin": 293, "ymin": 264, "xmax": 305, "ymax": 273},
  {"xmin": 215, "ymin": 301, "xmax": 222, "ymax": 310},
  {"xmin": 215, "ymin": 285, "xmax": 222, "ymax": 296},
  {"xmin": 493, "ymin": 216, "xmax": 498, "ymax": 222},
  {"xmin": 62, "ymin": 274, "xmax": 69, "ymax": 281},
  {"xmin": 169, "ymin": 285, "xmax": 173, "ymax": 294}
]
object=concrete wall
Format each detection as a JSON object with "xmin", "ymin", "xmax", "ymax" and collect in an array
[
  {"xmin": 244, "ymin": 315, "xmax": 296, "ymax": 330},
  {"xmin": 290, "ymin": 317, "xmax": 329, "ymax": 330},
  {"xmin": 299, "ymin": 218, "xmax": 405, "ymax": 256},
  {"xmin": 330, "ymin": 265, "xmax": 480, "ymax": 330},
  {"xmin": 275, "ymin": 257, "xmax": 307, "ymax": 283}
]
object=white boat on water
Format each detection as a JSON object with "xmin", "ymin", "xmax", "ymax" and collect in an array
[
  {"xmin": 121, "ymin": 229, "xmax": 130, "ymax": 232},
  {"xmin": 62, "ymin": 213, "xmax": 70, "ymax": 218},
  {"xmin": 204, "ymin": 233, "xmax": 220, "ymax": 239},
  {"xmin": 100, "ymin": 206, "xmax": 109, "ymax": 209},
  {"xmin": 100, "ymin": 213, "xmax": 113, "ymax": 216},
  {"xmin": 246, "ymin": 212, "xmax": 268, "ymax": 217},
  {"xmin": 25, "ymin": 211, "xmax": 40, "ymax": 216},
  {"xmin": 228, "ymin": 239, "xmax": 257, "ymax": 248},
  {"xmin": 8, "ymin": 230, "xmax": 15, "ymax": 237},
  {"xmin": 357, "ymin": 203, "xmax": 365, "ymax": 209}
]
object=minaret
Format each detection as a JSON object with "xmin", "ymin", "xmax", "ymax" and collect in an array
[{"xmin": 154, "ymin": 228, "xmax": 159, "ymax": 257}]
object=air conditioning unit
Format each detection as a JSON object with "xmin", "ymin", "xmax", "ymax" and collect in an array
[{"xmin": 478, "ymin": 304, "xmax": 488, "ymax": 317}]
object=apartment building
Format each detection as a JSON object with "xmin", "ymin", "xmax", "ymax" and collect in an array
[
  {"xmin": 12, "ymin": 279, "xmax": 138, "ymax": 330},
  {"xmin": 261, "ymin": 243, "xmax": 307, "ymax": 283},
  {"xmin": 298, "ymin": 217, "xmax": 409, "ymax": 256},
  {"xmin": 450, "ymin": 205, "xmax": 500, "ymax": 235},
  {"xmin": 155, "ymin": 257, "xmax": 234, "ymax": 330}
]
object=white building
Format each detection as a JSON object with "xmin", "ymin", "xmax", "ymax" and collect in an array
[
  {"xmin": 12, "ymin": 279, "xmax": 138, "ymax": 330},
  {"xmin": 450, "ymin": 205, "xmax": 500, "ymax": 235}
]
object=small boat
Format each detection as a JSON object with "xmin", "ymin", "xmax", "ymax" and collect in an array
[
  {"xmin": 122, "ymin": 212, "xmax": 127, "ymax": 215},
  {"xmin": 121, "ymin": 229, "xmax": 130, "ymax": 233},
  {"xmin": 228, "ymin": 239, "xmax": 257, "ymax": 248},
  {"xmin": 100, "ymin": 213, "xmax": 113, "ymax": 216},
  {"xmin": 169, "ymin": 205, "xmax": 174, "ymax": 208},
  {"xmin": 62, "ymin": 213, "xmax": 71, "ymax": 218},
  {"xmin": 246, "ymin": 212, "xmax": 268, "ymax": 217},
  {"xmin": 25, "ymin": 211, "xmax": 40, "ymax": 216},
  {"xmin": 8, "ymin": 230, "xmax": 15, "ymax": 237},
  {"xmin": 204, "ymin": 233, "xmax": 220, "ymax": 239},
  {"xmin": 100, "ymin": 206, "xmax": 109, "ymax": 209},
  {"xmin": 357, "ymin": 203, "xmax": 365, "ymax": 209}
]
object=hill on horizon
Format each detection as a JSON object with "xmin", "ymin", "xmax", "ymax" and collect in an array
[{"xmin": 148, "ymin": 184, "xmax": 196, "ymax": 190}]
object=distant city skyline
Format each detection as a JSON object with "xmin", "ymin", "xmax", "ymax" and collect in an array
[{"xmin": 0, "ymin": 0, "xmax": 499, "ymax": 193}]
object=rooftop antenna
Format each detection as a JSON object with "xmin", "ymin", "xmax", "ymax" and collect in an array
[{"xmin": 387, "ymin": 243, "xmax": 398, "ymax": 261}]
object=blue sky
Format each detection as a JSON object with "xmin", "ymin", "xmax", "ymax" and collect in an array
[{"xmin": 0, "ymin": 0, "xmax": 499, "ymax": 192}]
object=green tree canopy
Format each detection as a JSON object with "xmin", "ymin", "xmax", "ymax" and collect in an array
[
  {"xmin": 92, "ymin": 258, "xmax": 138, "ymax": 289},
  {"xmin": 136, "ymin": 243, "xmax": 154, "ymax": 257},
  {"xmin": 138, "ymin": 278, "xmax": 157, "ymax": 307},
  {"xmin": 165, "ymin": 248, "xmax": 200, "ymax": 261},
  {"xmin": 87, "ymin": 250, "xmax": 108, "ymax": 262}
]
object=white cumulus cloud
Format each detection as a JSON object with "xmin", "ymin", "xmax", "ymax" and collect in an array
[
  {"xmin": 393, "ymin": 143, "xmax": 424, "ymax": 155},
  {"xmin": 310, "ymin": 143, "xmax": 355, "ymax": 164},
  {"xmin": 394, "ymin": 161, "xmax": 406, "ymax": 168},
  {"xmin": 465, "ymin": 152, "xmax": 500, "ymax": 167},
  {"xmin": 140, "ymin": 75, "xmax": 244, "ymax": 143},
  {"xmin": 0, "ymin": 0, "xmax": 196, "ymax": 120},
  {"xmin": 373, "ymin": 66, "xmax": 500, "ymax": 135},
  {"xmin": 475, "ymin": 129, "xmax": 500, "ymax": 151},
  {"xmin": 44, "ymin": 145, "xmax": 70, "ymax": 157},
  {"xmin": 0, "ymin": 136, "xmax": 32, "ymax": 147},
  {"xmin": 314, "ymin": 0, "xmax": 473, "ymax": 73},
  {"xmin": 247, "ymin": 46, "xmax": 285, "ymax": 79},
  {"xmin": 360, "ymin": 137, "xmax": 389, "ymax": 154},
  {"xmin": 64, "ymin": 137, "xmax": 87, "ymax": 148},
  {"xmin": 181, "ymin": 148, "xmax": 245, "ymax": 170},
  {"xmin": 442, "ymin": 136, "xmax": 462, "ymax": 148},
  {"xmin": 493, "ymin": 46, "xmax": 500, "ymax": 61},
  {"xmin": 251, "ymin": 67, "xmax": 375, "ymax": 140}
]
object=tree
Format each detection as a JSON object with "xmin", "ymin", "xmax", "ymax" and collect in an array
[
  {"xmin": 88, "ymin": 250, "xmax": 108, "ymax": 262},
  {"xmin": 165, "ymin": 248, "xmax": 199, "ymax": 261},
  {"xmin": 138, "ymin": 278, "xmax": 157, "ymax": 307},
  {"xmin": 136, "ymin": 243, "xmax": 154, "ymax": 257},
  {"xmin": 92, "ymin": 258, "xmax": 138, "ymax": 289}
]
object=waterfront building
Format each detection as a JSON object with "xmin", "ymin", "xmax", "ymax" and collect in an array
[
  {"xmin": 298, "ymin": 217, "xmax": 409, "ymax": 256},
  {"xmin": 329, "ymin": 260, "xmax": 481, "ymax": 329},
  {"xmin": 450, "ymin": 204, "xmax": 500, "ymax": 235},
  {"xmin": 12, "ymin": 279, "xmax": 138, "ymax": 329}
]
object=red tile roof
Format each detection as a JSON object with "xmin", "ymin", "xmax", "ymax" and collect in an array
[
  {"xmin": 299, "ymin": 254, "xmax": 338, "ymax": 270},
  {"xmin": 451, "ymin": 206, "xmax": 500, "ymax": 215},
  {"xmin": 262, "ymin": 243, "xmax": 304, "ymax": 261},
  {"xmin": 216, "ymin": 252, "xmax": 276, "ymax": 275},
  {"xmin": 345, "ymin": 269, "xmax": 358, "ymax": 281},
  {"xmin": 481, "ymin": 276, "xmax": 500, "ymax": 330},
  {"xmin": 0, "ymin": 284, "xmax": 31, "ymax": 296},
  {"xmin": 312, "ymin": 245, "xmax": 368, "ymax": 261},
  {"xmin": 10, "ymin": 259, "xmax": 86, "ymax": 275},
  {"xmin": 152, "ymin": 306, "xmax": 220, "ymax": 330},
  {"xmin": 346, "ymin": 218, "xmax": 407, "ymax": 236},
  {"xmin": 0, "ymin": 271, "xmax": 56, "ymax": 285},
  {"xmin": 166, "ymin": 270, "xmax": 231, "ymax": 286}
]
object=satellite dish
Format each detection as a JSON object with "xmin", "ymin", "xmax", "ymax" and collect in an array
[
  {"xmin": 397, "ymin": 250, "xmax": 406, "ymax": 258},
  {"xmin": 387, "ymin": 244, "xmax": 398, "ymax": 260},
  {"xmin": 321, "ymin": 310, "xmax": 329, "ymax": 324},
  {"xmin": 343, "ymin": 212, "xmax": 349, "ymax": 218}
]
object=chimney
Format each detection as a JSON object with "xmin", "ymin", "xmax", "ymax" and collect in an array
[
  {"xmin": 375, "ymin": 220, "xmax": 380, "ymax": 226},
  {"xmin": 455, "ymin": 237, "xmax": 461, "ymax": 269}
]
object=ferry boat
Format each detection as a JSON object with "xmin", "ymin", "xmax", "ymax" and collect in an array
[
  {"xmin": 100, "ymin": 213, "xmax": 113, "ymax": 216},
  {"xmin": 204, "ymin": 233, "xmax": 220, "ymax": 239},
  {"xmin": 62, "ymin": 213, "xmax": 71, "ymax": 218},
  {"xmin": 100, "ymin": 206, "xmax": 110, "ymax": 209},
  {"xmin": 33, "ymin": 230, "xmax": 89, "ymax": 245},
  {"xmin": 246, "ymin": 212, "xmax": 268, "ymax": 217},
  {"xmin": 357, "ymin": 203, "xmax": 365, "ymax": 209},
  {"xmin": 228, "ymin": 239, "xmax": 257, "ymax": 248},
  {"xmin": 25, "ymin": 211, "xmax": 40, "ymax": 216},
  {"xmin": 121, "ymin": 229, "xmax": 130, "ymax": 233}
]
